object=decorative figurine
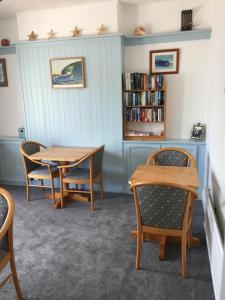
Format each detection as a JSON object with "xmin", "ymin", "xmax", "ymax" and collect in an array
[
  {"xmin": 27, "ymin": 31, "xmax": 38, "ymax": 41},
  {"xmin": 47, "ymin": 29, "xmax": 57, "ymax": 39},
  {"xmin": 1, "ymin": 39, "xmax": 10, "ymax": 46},
  {"xmin": 96, "ymin": 24, "xmax": 109, "ymax": 35},
  {"xmin": 134, "ymin": 26, "xmax": 146, "ymax": 36},
  {"xmin": 71, "ymin": 26, "xmax": 82, "ymax": 37}
]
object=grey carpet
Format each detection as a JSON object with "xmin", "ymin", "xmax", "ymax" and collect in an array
[{"xmin": 0, "ymin": 185, "xmax": 214, "ymax": 300}]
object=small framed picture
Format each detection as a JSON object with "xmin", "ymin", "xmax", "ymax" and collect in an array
[
  {"xmin": 191, "ymin": 123, "xmax": 206, "ymax": 141},
  {"xmin": 150, "ymin": 49, "xmax": 179, "ymax": 75},
  {"xmin": 0, "ymin": 59, "xmax": 8, "ymax": 87},
  {"xmin": 50, "ymin": 57, "xmax": 85, "ymax": 88}
]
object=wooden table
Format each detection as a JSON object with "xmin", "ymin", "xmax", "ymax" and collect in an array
[
  {"xmin": 30, "ymin": 146, "xmax": 97, "ymax": 207},
  {"xmin": 129, "ymin": 165, "xmax": 200, "ymax": 189},
  {"xmin": 129, "ymin": 165, "xmax": 200, "ymax": 246}
]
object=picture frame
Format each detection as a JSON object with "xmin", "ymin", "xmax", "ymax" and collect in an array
[
  {"xmin": 0, "ymin": 59, "xmax": 8, "ymax": 87},
  {"xmin": 191, "ymin": 123, "xmax": 206, "ymax": 141},
  {"xmin": 150, "ymin": 49, "xmax": 179, "ymax": 75},
  {"xmin": 50, "ymin": 57, "xmax": 85, "ymax": 88}
]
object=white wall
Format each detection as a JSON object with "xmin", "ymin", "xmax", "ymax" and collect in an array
[
  {"xmin": 118, "ymin": 0, "xmax": 212, "ymax": 35},
  {"xmin": 206, "ymin": 0, "xmax": 225, "ymax": 297},
  {"xmin": 0, "ymin": 54, "xmax": 24, "ymax": 136},
  {"xmin": 125, "ymin": 39, "xmax": 209, "ymax": 139},
  {"xmin": 0, "ymin": 18, "xmax": 18, "ymax": 41},
  {"xmin": 16, "ymin": 1, "xmax": 118, "ymax": 40}
]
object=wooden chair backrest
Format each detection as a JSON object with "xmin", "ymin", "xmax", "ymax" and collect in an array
[
  {"xmin": 91, "ymin": 145, "xmax": 105, "ymax": 177},
  {"xmin": 132, "ymin": 181, "xmax": 197, "ymax": 230},
  {"xmin": 146, "ymin": 147, "xmax": 196, "ymax": 167},
  {"xmin": 0, "ymin": 188, "xmax": 15, "ymax": 253},
  {"xmin": 20, "ymin": 140, "xmax": 47, "ymax": 174}
]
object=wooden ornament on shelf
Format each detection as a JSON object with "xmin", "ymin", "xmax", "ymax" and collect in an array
[
  {"xmin": 27, "ymin": 31, "xmax": 38, "ymax": 41},
  {"xmin": 71, "ymin": 26, "xmax": 82, "ymax": 37},
  {"xmin": 47, "ymin": 29, "xmax": 57, "ymax": 39},
  {"xmin": 96, "ymin": 24, "xmax": 109, "ymax": 35}
]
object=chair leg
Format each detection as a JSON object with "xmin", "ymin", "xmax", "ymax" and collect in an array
[
  {"xmin": 90, "ymin": 181, "xmax": 94, "ymax": 210},
  {"xmin": 187, "ymin": 223, "xmax": 192, "ymax": 248},
  {"xmin": 60, "ymin": 178, "xmax": 64, "ymax": 209},
  {"xmin": 159, "ymin": 236, "xmax": 166, "ymax": 260},
  {"xmin": 181, "ymin": 232, "xmax": 187, "ymax": 278},
  {"xmin": 10, "ymin": 254, "xmax": 23, "ymax": 300},
  {"xmin": 41, "ymin": 179, "xmax": 44, "ymax": 191},
  {"xmin": 50, "ymin": 177, "xmax": 55, "ymax": 206},
  {"xmin": 26, "ymin": 179, "xmax": 30, "ymax": 202},
  {"xmin": 136, "ymin": 231, "xmax": 142, "ymax": 270},
  {"xmin": 99, "ymin": 175, "xmax": 104, "ymax": 200}
]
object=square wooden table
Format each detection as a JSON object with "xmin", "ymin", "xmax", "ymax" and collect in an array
[
  {"xmin": 30, "ymin": 146, "xmax": 97, "ymax": 163},
  {"xmin": 30, "ymin": 146, "xmax": 98, "ymax": 207},
  {"xmin": 129, "ymin": 165, "xmax": 200, "ymax": 189},
  {"xmin": 129, "ymin": 165, "xmax": 200, "ymax": 246}
]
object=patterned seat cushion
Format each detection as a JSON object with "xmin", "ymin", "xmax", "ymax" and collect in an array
[
  {"xmin": 29, "ymin": 165, "xmax": 58, "ymax": 176},
  {"xmin": 136, "ymin": 185, "xmax": 187, "ymax": 229},
  {"xmin": 155, "ymin": 150, "xmax": 188, "ymax": 166},
  {"xmin": 0, "ymin": 249, "xmax": 8, "ymax": 261},
  {"xmin": 0, "ymin": 195, "xmax": 9, "ymax": 252},
  {"xmin": 64, "ymin": 168, "xmax": 90, "ymax": 180}
]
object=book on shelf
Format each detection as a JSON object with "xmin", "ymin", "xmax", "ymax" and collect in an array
[
  {"xmin": 123, "ymin": 90, "xmax": 164, "ymax": 106},
  {"xmin": 124, "ymin": 107, "xmax": 164, "ymax": 122},
  {"xmin": 125, "ymin": 130, "xmax": 163, "ymax": 137},
  {"xmin": 123, "ymin": 73, "xmax": 165, "ymax": 90}
]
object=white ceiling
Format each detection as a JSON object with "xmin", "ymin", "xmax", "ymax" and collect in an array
[{"xmin": 0, "ymin": 0, "xmax": 154, "ymax": 19}]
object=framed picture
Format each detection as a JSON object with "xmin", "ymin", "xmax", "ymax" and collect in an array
[
  {"xmin": 150, "ymin": 49, "xmax": 179, "ymax": 75},
  {"xmin": 0, "ymin": 59, "xmax": 8, "ymax": 87},
  {"xmin": 50, "ymin": 57, "xmax": 85, "ymax": 88},
  {"xmin": 191, "ymin": 123, "xmax": 206, "ymax": 141}
]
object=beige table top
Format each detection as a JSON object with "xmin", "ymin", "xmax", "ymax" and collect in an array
[
  {"xmin": 29, "ymin": 147, "xmax": 97, "ymax": 162},
  {"xmin": 129, "ymin": 165, "xmax": 200, "ymax": 189}
]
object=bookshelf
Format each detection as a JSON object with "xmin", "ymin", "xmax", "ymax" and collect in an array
[{"xmin": 122, "ymin": 73, "xmax": 166, "ymax": 141}]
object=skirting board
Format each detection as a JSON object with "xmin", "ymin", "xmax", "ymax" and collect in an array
[{"xmin": 202, "ymin": 188, "xmax": 224, "ymax": 300}]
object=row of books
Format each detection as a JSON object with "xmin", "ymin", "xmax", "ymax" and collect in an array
[
  {"xmin": 124, "ymin": 91, "xmax": 164, "ymax": 106},
  {"xmin": 125, "ymin": 108, "xmax": 164, "ymax": 122},
  {"xmin": 123, "ymin": 73, "xmax": 165, "ymax": 90},
  {"xmin": 125, "ymin": 130, "xmax": 163, "ymax": 137}
]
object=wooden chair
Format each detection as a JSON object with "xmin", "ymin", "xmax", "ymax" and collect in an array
[
  {"xmin": 146, "ymin": 147, "xmax": 196, "ymax": 167},
  {"xmin": 59, "ymin": 145, "xmax": 105, "ymax": 210},
  {"xmin": 131, "ymin": 182, "xmax": 197, "ymax": 278},
  {"xmin": 0, "ymin": 188, "xmax": 23, "ymax": 299},
  {"xmin": 20, "ymin": 141, "xmax": 59, "ymax": 205}
]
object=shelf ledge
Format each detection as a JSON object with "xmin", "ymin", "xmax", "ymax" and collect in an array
[
  {"xmin": 124, "ymin": 28, "xmax": 212, "ymax": 46},
  {"xmin": 0, "ymin": 45, "xmax": 16, "ymax": 55}
]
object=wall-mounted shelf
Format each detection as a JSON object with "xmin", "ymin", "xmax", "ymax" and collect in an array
[
  {"xmin": 124, "ymin": 28, "xmax": 211, "ymax": 46},
  {"xmin": 0, "ymin": 45, "xmax": 16, "ymax": 55}
]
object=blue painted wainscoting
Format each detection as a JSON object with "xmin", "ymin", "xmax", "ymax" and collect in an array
[
  {"xmin": 17, "ymin": 35, "xmax": 123, "ymax": 192},
  {"xmin": 122, "ymin": 140, "xmax": 206, "ymax": 196},
  {"xmin": 0, "ymin": 137, "xmax": 25, "ymax": 186}
]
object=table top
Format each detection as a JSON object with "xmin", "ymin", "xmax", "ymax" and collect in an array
[
  {"xmin": 129, "ymin": 165, "xmax": 200, "ymax": 189},
  {"xmin": 29, "ymin": 147, "xmax": 97, "ymax": 162}
]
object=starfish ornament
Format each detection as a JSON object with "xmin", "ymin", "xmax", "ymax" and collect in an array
[
  {"xmin": 27, "ymin": 31, "xmax": 38, "ymax": 41},
  {"xmin": 47, "ymin": 29, "xmax": 57, "ymax": 39},
  {"xmin": 96, "ymin": 24, "xmax": 109, "ymax": 35},
  {"xmin": 71, "ymin": 26, "xmax": 82, "ymax": 37}
]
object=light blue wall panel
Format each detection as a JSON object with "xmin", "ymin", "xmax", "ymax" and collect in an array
[
  {"xmin": 17, "ymin": 36, "xmax": 123, "ymax": 192},
  {"xmin": 0, "ymin": 137, "xmax": 25, "ymax": 186}
]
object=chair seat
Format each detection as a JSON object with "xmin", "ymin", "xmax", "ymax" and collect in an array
[
  {"xmin": 64, "ymin": 168, "xmax": 90, "ymax": 180},
  {"xmin": 28, "ymin": 165, "xmax": 58, "ymax": 177},
  {"xmin": 0, "ymin": 249, "xmax": 8, "ymax": 261},
  {"xmin": 42, "ymin": 160, "xmax": 60, "ymax": 166}
]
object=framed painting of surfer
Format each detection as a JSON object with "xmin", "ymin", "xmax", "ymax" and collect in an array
[
  {"xmin": 150, "ymin": 49, "xmax": 179, "ymax": 75},
  {"xmin": 50, "ymin": 57, "xmax": 85, "ymax": 88}
]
